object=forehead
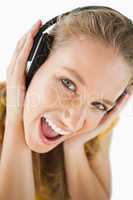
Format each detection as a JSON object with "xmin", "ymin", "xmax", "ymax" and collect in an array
[{"xmin": 54, "ymin": 37, "xmax": 131, "ymax": 99}]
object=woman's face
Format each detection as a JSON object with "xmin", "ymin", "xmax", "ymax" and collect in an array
[{"xmin": 23, "ymin": 36, "xmax": 131, "ymax": 153}]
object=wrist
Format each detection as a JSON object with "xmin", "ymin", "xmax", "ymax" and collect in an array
[
  {"xmin": 63, "ymin": 141, "xmax": 85, "ymax": 159},
  {"xmin": 2, "ymin": 128, "xmax": 28, "ymax": 151}
]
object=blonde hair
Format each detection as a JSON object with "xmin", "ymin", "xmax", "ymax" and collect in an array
[{"xmin": 0, "ymin": 6, "xmax": 133, "ymax": 200}]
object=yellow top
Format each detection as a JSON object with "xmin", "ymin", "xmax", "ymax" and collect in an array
[
  {"xmin": 36, "ymin": 194, "xmax": 42, "ymax": 200},
  {"xmin": 35, "ymin": 116, "xmax": 120, "ymax": 200}
]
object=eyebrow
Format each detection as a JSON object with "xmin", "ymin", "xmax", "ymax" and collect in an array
[
  {"xmin": 62, "ymin": 66, "xmax": 86, "ymax": 85},
  {"xmin": 61, "ymin": 66, "xmax": 116, "ymax": 107}
]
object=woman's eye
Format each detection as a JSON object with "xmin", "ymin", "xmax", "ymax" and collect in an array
[
  {"xmin": 59, "ymin": 78, "xmax": 108, "ymax": 111},
  {"xmin": 60, "ymin": 78, "xmax": 77, "ymax": 93},
  {"xmin": 91, "ymin": 102, "xmax": 108, "ymax": 112}
]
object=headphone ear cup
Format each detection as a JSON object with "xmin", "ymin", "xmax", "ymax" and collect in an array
[
  {"xmin": 36, "ymin": 33, "xmax": 54, "ymax": 66},
  {"xmin": 26, "ymin": 33, "xmax": 54, "ymax": 89}
]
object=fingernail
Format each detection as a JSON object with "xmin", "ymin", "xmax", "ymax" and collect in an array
[
  {"xmin": 32, "ymin": 19, "xmax": 42, "ymax": 29},
  {"xmin": 123, "ymin": 89, "xmax": 128, "ymax": 96},
  {"xmin": 35, "ymin": 19, "xmax": 42, "ymax": 25}
]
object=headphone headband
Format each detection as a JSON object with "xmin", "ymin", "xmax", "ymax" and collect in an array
[
  {"xmin": 25, "ymin": 5, "xmax": 119, "ymax": 89},
  {"xmin": 38, "ymin": 5, "xmax": 116, "ymax": 34}
]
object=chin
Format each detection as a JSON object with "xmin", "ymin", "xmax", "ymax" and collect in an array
[
  {"xmin": 25, "ymin": 131, "xmax": 63, "ymax": 154},
  {"xmin": 23, "ymin": 117, "xmax": 67, "ymax": 153}
]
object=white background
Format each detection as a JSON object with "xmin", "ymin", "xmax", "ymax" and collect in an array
[{"xmin": 0, "ymin": 1, "xmax": 133, "ymax": 199}]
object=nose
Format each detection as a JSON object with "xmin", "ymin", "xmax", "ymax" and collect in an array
[{"xmin": 62, "ymin": 105, "xmax": 88, "ymax": 133}]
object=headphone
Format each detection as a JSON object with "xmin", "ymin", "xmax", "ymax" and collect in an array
[{"xmin": 25, "ymin": 5, "xmax": 120, "ymax": 90}]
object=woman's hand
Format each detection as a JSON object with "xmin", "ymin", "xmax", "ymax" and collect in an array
[
  {"xmin": 0, "ymin": 20, "xmax": 42, "ymax": 200},
  {"xmin": 64, "ymin": 90, "xmax": 131, "ymax": 149},
  {"xmin": 4, "ymin": 19, "xmax": 42, "ymax": 144}
]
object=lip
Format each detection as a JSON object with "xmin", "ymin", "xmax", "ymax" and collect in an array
[{"xmin": 39, "ymin": 117, "xmax": 63, "ymax": 145}]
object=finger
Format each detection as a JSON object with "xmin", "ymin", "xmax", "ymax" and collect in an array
[
  {"xmin": 6, "ymin": 33, "xmax": 28, "ymax": 76},
  {"xmin": 15, "ymin": 19, "xmax": 42, "ymax": 55},
  {"xmin": 99, "ymin": 91, "xmax": 130, "ymax": 126},
  {"xmin": 66, "ymin": 92, "xmax": 131, "ymax": 146},
  {"xmin": 7, "ymin": 19, "xmax": 42, "ymax": 75},
  {"xmin": 29, "ymin": 19, "xmax": 42, "ymax": 38},
  {"xmin": 14, "ymin": 20, "xmax": 42, "ymax": 78},
  {"xmin": 14, "ymin": 19, "xmax": 42, "ymax": 58},
  {"xmin": 109, "ymin": 92, "xmax": 130, "ymax": 116}
]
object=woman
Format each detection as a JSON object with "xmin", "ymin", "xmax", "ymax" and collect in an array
[{"xmin": 0, "ymin": 5, "xmax": 133, "ymax": 200}]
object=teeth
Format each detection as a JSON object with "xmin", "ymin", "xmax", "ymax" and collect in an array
[{"xmin": 45, "ymin": 117, "xmax": 70, "ymax": 135}]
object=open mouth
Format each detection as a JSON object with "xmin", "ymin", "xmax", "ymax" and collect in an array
[{"xmin": 40, "ymin": 117, "xmax": 63, "ymax": 144}]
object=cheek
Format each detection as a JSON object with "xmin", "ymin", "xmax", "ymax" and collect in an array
[
  {"xmin": 40, "ymin": 79, "xmax": 73, "ymax": 109},
  {"xmin": 23, "ymin": 80, "xmax": 59, "ymax": 118},
  {"xmin": 42, "ymin": 82, "xmax": 61, "ymax": 107},
  {"xmin": 62, "ymin": 114, "xmax": 104, "ymax": 141}
]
